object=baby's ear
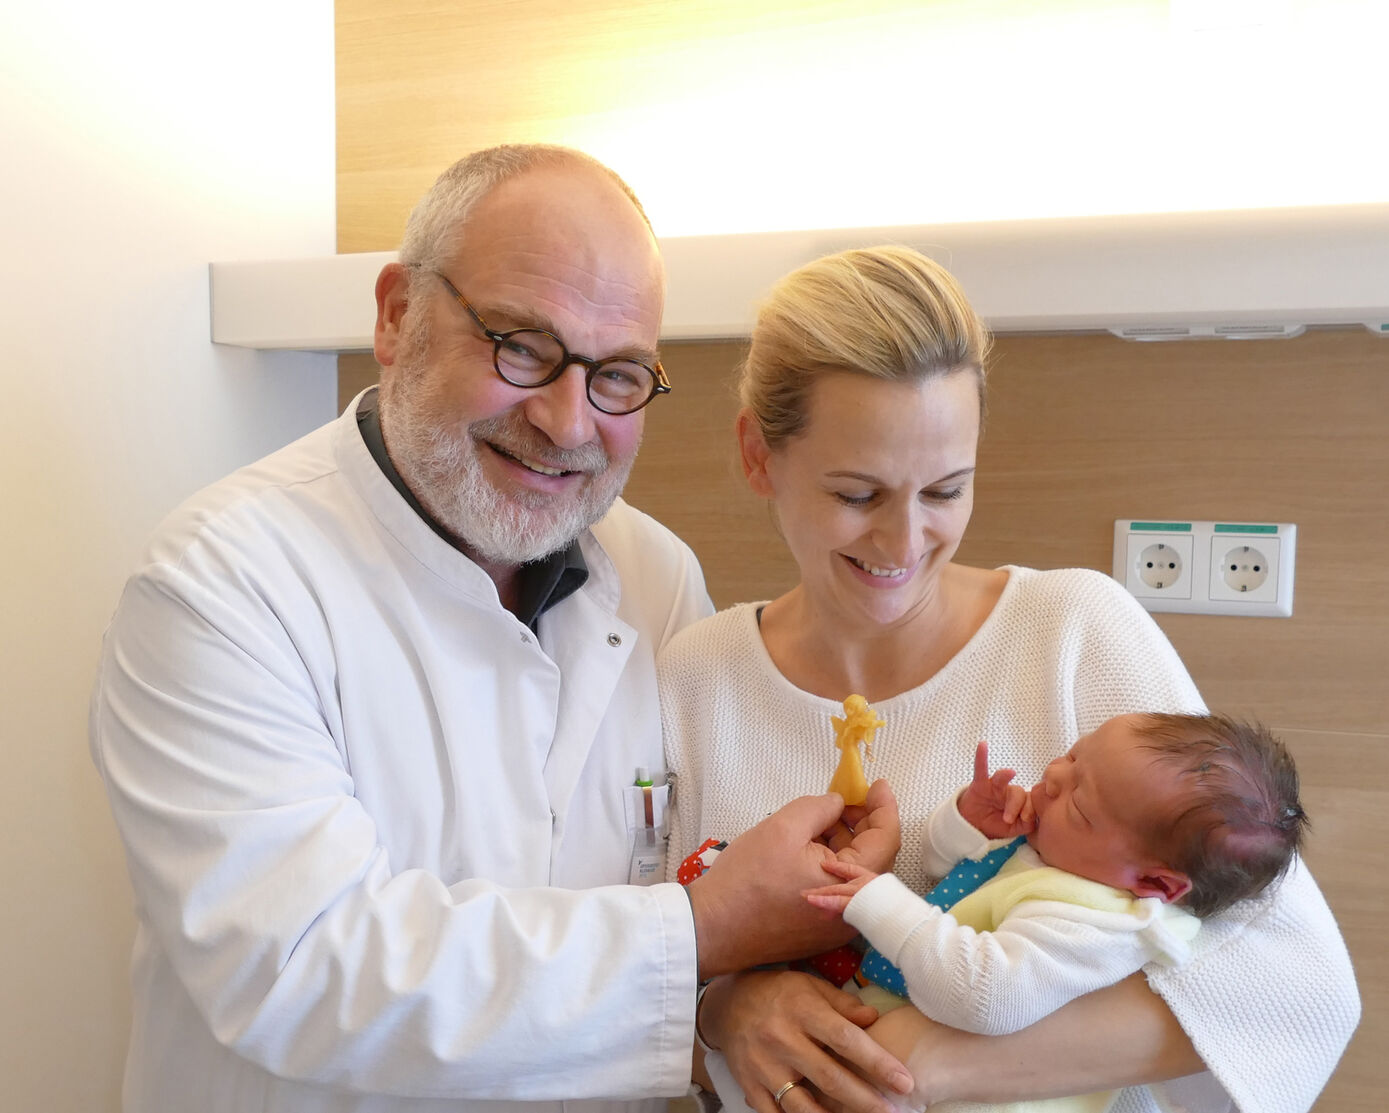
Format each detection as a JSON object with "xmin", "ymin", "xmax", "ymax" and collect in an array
[{"xmin": 1131, "ymin": 867, "xmax": 1192, "ymax": 904}]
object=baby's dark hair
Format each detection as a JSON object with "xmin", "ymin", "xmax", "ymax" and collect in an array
[{"xmin": 1132, "ymin": 713, "xmax": 1306, "ymax": 917}]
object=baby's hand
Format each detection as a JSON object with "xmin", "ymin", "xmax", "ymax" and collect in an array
[
  {"xmin": 958, "ymin": 741, "xmax": 1037, "ymax": 839},
  {"xmin": 804, "ymin": 857, "xmax": 880, "ymax": 914}
]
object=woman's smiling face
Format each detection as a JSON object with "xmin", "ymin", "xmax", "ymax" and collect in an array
[{"xmin": 743, "ymin": 369, "xmax": 981, "ymax": 631}]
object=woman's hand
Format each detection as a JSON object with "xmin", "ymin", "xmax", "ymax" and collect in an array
[
  {"xmin": 861, "ymin": 1005, "xmax": 960, "ymax": 1110},
  {"xmin": 700, "ymin": 969, "xmax": 914, "ymax": 1113}
]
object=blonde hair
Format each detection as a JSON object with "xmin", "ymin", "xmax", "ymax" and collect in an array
[
  {"xmin": 739, "ymin": 245, "xmax": 991, "ymax": 449},
  {"xmin": 397, "ymin": 144, "xmax": 652, "ymax": 275}
]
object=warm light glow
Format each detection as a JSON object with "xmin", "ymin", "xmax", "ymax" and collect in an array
[{"xmin": 558, "ymin": 0, "xmax": 1389, "ymax": 237}]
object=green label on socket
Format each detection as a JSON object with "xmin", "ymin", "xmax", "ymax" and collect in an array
[
  {"xmin": 1130, "ymin": 522, "xmax": 1191, "ymax": 531},
  {"xmin": 1214, "ymin": 523, "xmax": 1278, "ymax": 533}
]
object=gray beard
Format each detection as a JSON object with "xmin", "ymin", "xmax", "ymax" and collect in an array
[{"xmin": 380, "ymin": 331, "xmax": 636, "ymax": 566}]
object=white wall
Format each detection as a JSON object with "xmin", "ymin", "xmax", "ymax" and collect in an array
[{"xmin": 0, "ymin": 3, "xmax": 337, "ymax": 1107}]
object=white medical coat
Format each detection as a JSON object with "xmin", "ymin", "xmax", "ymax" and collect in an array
[{"xmin": 90, "ymin": 398, "xmax": 714, "ymax": 1113}]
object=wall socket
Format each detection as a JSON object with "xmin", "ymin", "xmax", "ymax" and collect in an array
[{"xmin": 1113, "ymin": 520, "xmax": 1296, "ymax": 617}]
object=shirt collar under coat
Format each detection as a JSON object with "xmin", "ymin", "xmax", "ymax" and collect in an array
[{"xmin": 352, "ymin": 387, "xmax": 588, "ymax": 631}]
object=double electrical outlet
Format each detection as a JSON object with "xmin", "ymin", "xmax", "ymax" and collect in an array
[{"xmin": 1112, "ymin": 520, "xmax": 1296, "ymax": 617}]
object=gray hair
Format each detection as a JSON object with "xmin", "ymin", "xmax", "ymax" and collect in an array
[{"xmin": 397, "ymin": 144, "xmax": 653, "ymax": 275}]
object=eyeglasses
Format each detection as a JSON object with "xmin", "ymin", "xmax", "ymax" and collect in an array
[{"xmin": 428, "ymin": 270, "xmax": 671, "ymax": 416}]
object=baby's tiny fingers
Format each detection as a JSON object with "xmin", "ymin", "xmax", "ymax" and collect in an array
[{"xmin": 972, "ymin": 742, "xmax": 990, "ymax": 783}]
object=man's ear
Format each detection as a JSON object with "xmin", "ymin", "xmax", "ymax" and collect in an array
[
  {"xmin": 1130, "ymin": 867, "xmax": 1192, "ymax": 904},
  {"xmin": 735, "ymin": 410, "xmax": 775, "ymax": 497},
  {"xmin": 373, "ymin": 263, "xmax": 413, "ymax": 369}
]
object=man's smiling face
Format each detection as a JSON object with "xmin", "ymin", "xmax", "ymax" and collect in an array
[{"xmin": 377, "ymin": 161, "xmax": 665, "ymax": 571}]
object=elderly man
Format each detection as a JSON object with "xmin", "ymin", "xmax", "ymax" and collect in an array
[{"xmin": 89, "ymin": 146, "xmax": 910, "ymax": 1113}]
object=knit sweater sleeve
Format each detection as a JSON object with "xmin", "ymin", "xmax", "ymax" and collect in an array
[{"xmin": 1144, "ymin": 859, "xmax": 1359, "ymax": 1113}]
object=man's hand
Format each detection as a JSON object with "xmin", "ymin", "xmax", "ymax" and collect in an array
[
  {"xmin": 686, "ymin": 794, "xmax": 854, "ymax": 977},
  {"xmin": 804, "ymin": 860, "xmax": 880, "ymax": 915},
  {"xmin": 957, "ymin": 742, "xmax": 1036, "ymax": 839},
  {"xmin": 701, "ymin": 970, "xmax": 915, "ymax": 1113},
  {"xmin": 688, "ymin": 788, "xmax": 900, "ymax": 978}
]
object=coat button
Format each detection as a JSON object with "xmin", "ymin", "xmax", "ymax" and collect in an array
[
  {"xmin": 606, "ymin": 632, "xmax": 622, "ymax": 647},
  {"xmin": 520, "ymin": 632, "xmax": 531, "ymax": 644}
]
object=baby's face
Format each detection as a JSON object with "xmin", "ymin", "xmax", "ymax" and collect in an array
[{"xmin": 1027, "ymin": 715, "xmax": 1173, "ymax": 893}]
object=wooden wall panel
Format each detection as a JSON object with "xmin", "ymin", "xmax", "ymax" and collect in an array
[
  {"xmin": 965, "ymin": 329, "xmax": 1389, "ymax": 735},
  {"xmin": 621, "ymin": 341, "xmax": 801, "ymax": 606},
  {"xmin": 335, "ymin": 0, "xmax": 912, "ymax": 255},
  {"xmin": 340, "ymin": 352, "xmax": 381, "ymax": 413},
  {"xmin": 1284, "ymin": 728, "xmax": 1385, "ymax": 1113}
]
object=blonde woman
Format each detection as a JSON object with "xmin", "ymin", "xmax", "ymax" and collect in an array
[{"xmin": 662, "ymin": 246, "xmax": 1358, "ymax": 1113}]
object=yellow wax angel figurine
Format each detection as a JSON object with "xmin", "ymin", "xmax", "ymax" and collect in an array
[{"xmin": 827, "ymin": 694, "xmax": 885, "ymax": 806}]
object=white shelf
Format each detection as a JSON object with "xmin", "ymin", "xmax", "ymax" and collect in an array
[{"xmin": 210, "ymin": 204, "xmax": 1389, "ymax": 352}]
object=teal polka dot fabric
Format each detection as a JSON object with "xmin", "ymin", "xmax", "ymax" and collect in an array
[{"xmin": 858, "ymin": 837, "xmax": 1026, "ymax": 997}]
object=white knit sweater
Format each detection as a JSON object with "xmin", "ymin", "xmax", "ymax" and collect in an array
[{"xmin": 659, "ymin": 566, "xmax": 1359, "ymax": 1113}]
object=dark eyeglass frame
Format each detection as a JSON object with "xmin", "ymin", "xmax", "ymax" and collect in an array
[{"xmin": 428, "ymin": 269, "xmax": 671, "ymax": 415}]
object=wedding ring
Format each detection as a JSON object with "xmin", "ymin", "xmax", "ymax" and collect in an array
[{"xmin": 774, "ymin": 1080, "xmax": 803, "ymax": 1107}]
